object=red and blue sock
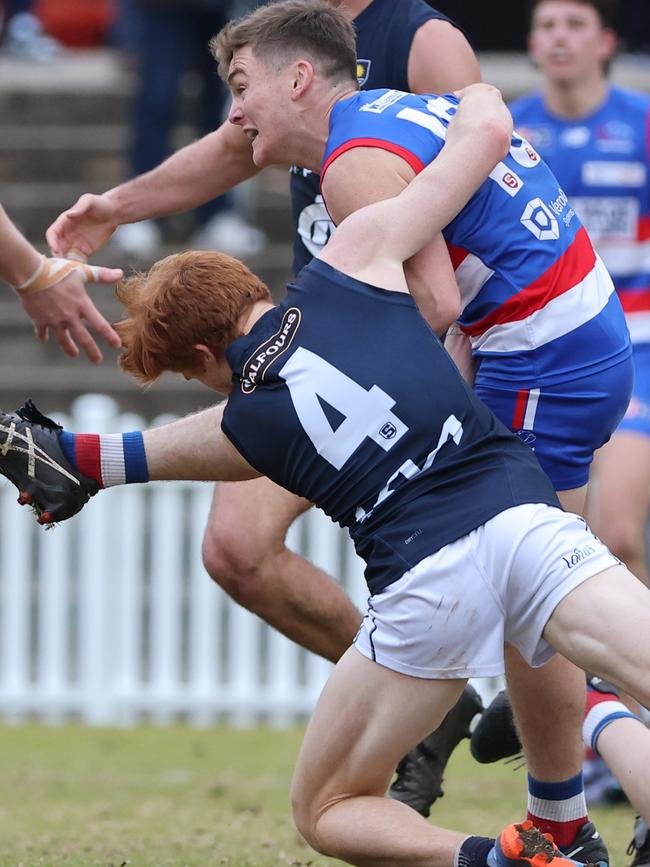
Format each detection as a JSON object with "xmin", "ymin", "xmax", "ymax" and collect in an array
[
  {"xmin": 59, "ymin": 431, "xmax": 148, "ymax": 488},
  {"xmin": 527, "ymin": 771, "xmax": 587, "ymax": 847}
]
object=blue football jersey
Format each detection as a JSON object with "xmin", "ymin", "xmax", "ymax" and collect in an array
[
  {"xmin": 222, "ymin": 258, "xmax": 559, "ymax": 594},
  {"xmin": 290, "ymin": 0, "xmax": 458, "ymax": 273},
  {"xmin": 321, "ymin": 88, "xmax": 630, "ymax": 387},
  {"xmin": 511, "ymin": 86, "xmax": 650, "ymax": 345}
]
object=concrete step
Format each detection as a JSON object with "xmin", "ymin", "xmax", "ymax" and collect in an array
[{"xmin": 0, "ymin": 123, "xmax": 198, "ymax": 183}]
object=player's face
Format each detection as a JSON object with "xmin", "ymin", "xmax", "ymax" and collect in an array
[
  {"xmin": 529, "ymin": 1, "xmax": 616, "ymax": 85},
  {"xmin": 227, "ymin": 46, "xmax": 295, "ymax": 167}
]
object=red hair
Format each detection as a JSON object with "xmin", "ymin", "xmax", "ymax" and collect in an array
[{"xmin": 115, "ymin": 250, "xmax": 271, "ymax": 384}]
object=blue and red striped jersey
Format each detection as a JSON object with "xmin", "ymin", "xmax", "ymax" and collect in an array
[
  {"xmin": 322, "ymin": 89, "xmax": 631, "ymax": 387},
  {"xmin": 511, "ymin": 85, "xmax": 650, "ymax": 345}
]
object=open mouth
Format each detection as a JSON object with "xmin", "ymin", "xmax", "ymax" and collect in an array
[{"xmin": 245, "ymin": 129, "xmax": 259, "ymax": 143}]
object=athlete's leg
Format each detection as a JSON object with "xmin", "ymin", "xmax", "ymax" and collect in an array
[
  {"xmin": 504, "ymin": 485, "xmax": 588, "ymax": 781},
  {"xmin": 590, "ymin": 715, "xmax": 650, "ymax": 823},
  {"xmin": 588, "ymin": 345, "xmax": 650, "ymax": 584},
  {"xmin": 470, "ymin": 378, "xmax": 604, "ymax": 843},
  {"xmin": 202, "ymin": 476, "xmax": 363, "ymax": 662},
  {"xmin": 589, "ymin": 431, "xmax": 650, "ymax": 584},
  {"xmin": 543, "ymin": 564, "xmax": 650, "ymax": 708},
  {"xmin": 291, "ymin": 646, "xmax": 468, "ymax": 866},
  {"xmin": 504, "ymin": 646, "xmax": 585, "ymax": 781}
]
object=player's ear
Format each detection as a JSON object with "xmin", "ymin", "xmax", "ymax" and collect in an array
[
  {"xmin": 291, "ymin": 59, "xmax": 315, "ymax": 100},
  {"xmin": 194, "ymin": 343, "xmax": 217, "ymax": 366},
  {"xmin": 599, "ymin": 27, "xmax": 618, "ymax": 63}
]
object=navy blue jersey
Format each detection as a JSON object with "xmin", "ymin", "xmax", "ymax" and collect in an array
[
  {"xmin": 290, "ymin": 0, "xmax": 456, "ymax": 274},
  {"xmin": 222, "ymin": 260, "xmax": 560, "ymax": 594}
]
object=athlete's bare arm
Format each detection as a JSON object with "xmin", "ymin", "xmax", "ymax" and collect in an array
[
  {"xmin": 407, "ymin": 18, "xmax": 481, "ymax": 93},
  {"xmin": 47, "ymin": 122, "xmax": 258, "ymax": 258},
  {"xmin": 322, "ymin": 85, "xmax": 512, "ymax": 289},
  {"xmin": 321, "ymin": 150, "xmax": 461, "ymax": 330},
  {"xmin": 143, "ymin": 404, "xmax": 261, "ymax": 483}
]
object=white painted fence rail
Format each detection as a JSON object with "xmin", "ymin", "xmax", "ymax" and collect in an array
[{"xmin": 0, "ymin": 394, "xmax": 501, "ymax": 727}]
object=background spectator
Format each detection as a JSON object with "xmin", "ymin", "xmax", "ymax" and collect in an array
[{"xmin": 112, "ymin": 0, "xmax": 266, "ymax": 258}]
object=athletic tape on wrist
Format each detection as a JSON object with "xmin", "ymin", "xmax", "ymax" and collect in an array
[{"xmin": 14, "ymin": 255, "xmax": 101, "ymax": 295}]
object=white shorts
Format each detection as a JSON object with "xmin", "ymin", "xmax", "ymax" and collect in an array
[{"xmin": 354, "ymin": 503, "xmax": 619, "ymax": 679}]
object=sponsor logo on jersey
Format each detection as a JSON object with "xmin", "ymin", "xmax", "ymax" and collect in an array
[
  {"xmin": 379, "ymin": 422, "xmax": 397, "ymax": 440},
  {"xmin": 596, "ymin": 121, "xmax": 635, "ymax": 154},
  {"xmin": 489, "ymin": 163, "xmax": 523, "ymax": 197},
  {"xmin": 515, "ymin": 430, "xmax": 537, "ymax": 445},
  {"xmin": 360, "ymin": 89, "xmax": 407, "ymax": 114},
  {"xmin": 520, "ymin": 196, "xmax": 560, "ymax": 241},
  {"xmin": 356, "ymin": 59, "xmax": 371, "ymax": 86},
  {"xmin": 560, "ymin": 126, "xmax": 590, "ymax": 149},
  {"xmin": 509, "ymin": 135, "xmax": 541, "ymax": 168},
  {"xmin": 549, "ymin": 187, "xmax": 569, "ymax": 215},
  {"xmin": 241, "ymin": 307, "xmax": 301, "ymax": 394},
  {"xmin": 582, "ymin": 160, "xmax": 646, "ymax": 188}
]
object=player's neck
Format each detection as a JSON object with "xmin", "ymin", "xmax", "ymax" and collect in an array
[
  {"xmin": 238, "ymin": 300, "xmax": 275, "ymax": 336},
  {"xmin": 292, "ymin": 83, "xmax": 360, "ymax": 173},
  {"xmin": 543, "ymin": 73, "xmax": 609, "ymax": 119}
]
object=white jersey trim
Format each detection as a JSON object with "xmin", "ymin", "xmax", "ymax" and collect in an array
[
  {"xmin": 456, "ymin": 254, "xmax": 494, "ymax": 309},
  {"xmin": 470, "ymin": 255, "xmax": 615, "ymax": 354}
]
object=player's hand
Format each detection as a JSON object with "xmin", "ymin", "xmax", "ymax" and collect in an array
[
  {"xmin": 17, "ymin": 258, "xmax": 124, "ymax": 364},
  {"xmin": 46, "ymin": 193, "xmax": 120, "ymax": 258},
  {"xmin": 450, "ymin": 83, "xmax": 513, "ymax": 158}
]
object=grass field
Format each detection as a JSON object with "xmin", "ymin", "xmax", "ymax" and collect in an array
[{"xmin": 0, "ymin": 723, "xmax": 635, "ymax": 867}]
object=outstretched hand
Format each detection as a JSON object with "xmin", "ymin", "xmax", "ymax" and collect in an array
[
  {"xmin": 17, "ymin": 256, "xmax": 124, "ymax": 364},
  {"xmin": 46, "ymin": 193, "xmax": 119, "ymax": 258}
]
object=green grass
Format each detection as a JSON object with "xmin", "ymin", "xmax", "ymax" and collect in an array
[{"xmin": 0, "ymin": 724, "xmax": 635, "ymax": 867}]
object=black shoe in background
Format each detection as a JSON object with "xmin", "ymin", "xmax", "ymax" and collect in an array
[{"xmin": 389, "ymin": 683, "xmax": 483, "ymax": 817}]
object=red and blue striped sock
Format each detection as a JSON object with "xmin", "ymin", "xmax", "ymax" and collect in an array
[
  {"xmin": 527, "ymin": 771, "xmax": 587, "ymax": 847},
  {"xmin": 58, "ymin": 431, "xmax": 148, "ymax": 488}
]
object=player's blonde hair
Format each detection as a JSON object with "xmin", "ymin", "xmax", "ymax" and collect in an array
[
  {"xmin": 211, "ymin": 0, "xmax": 358, "ymax": 85},
  {"xmin": 115, "ymin": 251, "xmax": 271, "ymax": 384}
]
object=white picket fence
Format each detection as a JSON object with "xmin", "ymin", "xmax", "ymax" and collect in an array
[{"xmin": 0, "ymin": 394, "xmax": 501, "ymax": 727}]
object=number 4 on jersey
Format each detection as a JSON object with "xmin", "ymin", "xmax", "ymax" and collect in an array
[{"xmin": 279, "ymin": 347, "xmax": 409, "ymax": 470}]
